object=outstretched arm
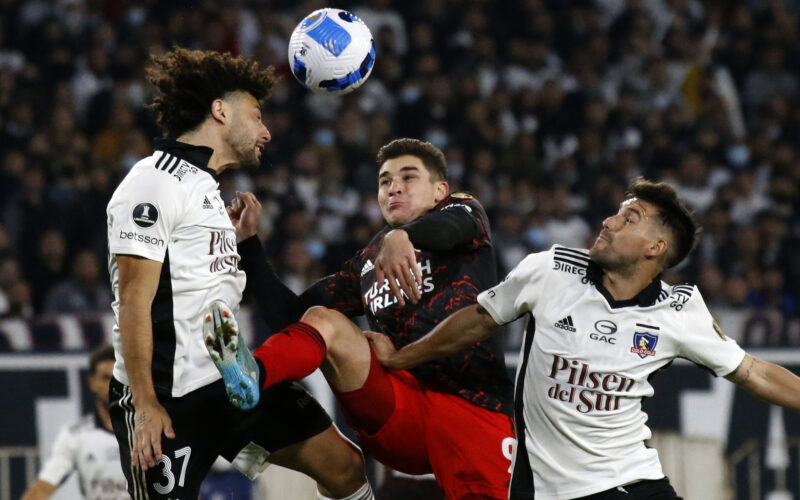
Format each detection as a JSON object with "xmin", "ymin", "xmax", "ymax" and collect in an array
[
  {"xmin": 231, "ymin": 192, "xmax": 358, "ymax": 331},
  {"xmin": 368, "ymin": 303, "xmax": 500, "ymax": 370},
  {"xmin": 725, "ymin": 354, "xmax": 800, "ymax": 412}
]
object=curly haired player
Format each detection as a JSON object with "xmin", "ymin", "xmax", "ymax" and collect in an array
[{"xmin": 105, "ymin": 47, "xmax": 373, "ymax": 500}]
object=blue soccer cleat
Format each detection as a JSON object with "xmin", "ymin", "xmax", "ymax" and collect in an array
[{"xmin": 203, "ymin": 301, "xmax": 260, "ymax": 410}]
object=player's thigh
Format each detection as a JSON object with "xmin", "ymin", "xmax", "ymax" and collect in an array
[
  {"xmin": 339, "ymin": 363, "xmax": 432, "ymax": 475},
  {"xmin": 424, "ymin": 392, "xmax": 515, "ymax": 500},
  {"xmin": 221, "ymin": 381, "xmax": 334, "ymax": 474},
  {"xmin": 109, "ymin": 378, "xmax": 225, "ymax": 499},
  {"xmin": 301, "ymin": 306, "xmax": 372, "ymax": 392}
]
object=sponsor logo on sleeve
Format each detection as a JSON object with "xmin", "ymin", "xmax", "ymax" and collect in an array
[
  {"xmin": 118, "ymin": 230, "xmax": 165, "ymax": 247},
  {"xmin": 132, "ymin": 203, "xmax": 158, "ymax": 228}
]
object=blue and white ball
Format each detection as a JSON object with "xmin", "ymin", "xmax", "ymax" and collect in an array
[{"xmin": 288, "ymin": 8, "xmax": 376, "ymax": 95}]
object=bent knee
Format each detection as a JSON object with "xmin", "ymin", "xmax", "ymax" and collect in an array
[
  {"xmin": 330, "ymin": 445, "xmax": 367, "ymax": 491},
  {"xmin": 301, "ymin": 306, "xmax": 360, "ymax": 343},
  {"xmin": 317, "ymin": 438, "xmax": 367, "ymax": 495}
]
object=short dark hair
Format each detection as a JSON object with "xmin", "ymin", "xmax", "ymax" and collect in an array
[
  {"xmin": 89, "ymin": 343, "xmax": 115, "ymax": 375},
  {"xmin": 376, "ymin": 138, "xmax": 447, "ymax": 181},
  {"xmin": 146, "ymin": 47, "xmax": 276, "ymax": 139},
  {"xmin": 626, "ymin": 178, "xmax": 699, "ymax": 268}
]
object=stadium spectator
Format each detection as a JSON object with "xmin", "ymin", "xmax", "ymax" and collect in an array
[
  {"xmin": 21, "ymin": 343, "xmax": 128, "ymax": 500},
  {"xmin": 42, "ymin": 249, "xmax": 112, "ymax": 315}
]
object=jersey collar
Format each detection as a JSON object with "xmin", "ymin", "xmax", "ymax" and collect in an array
[
  {"xmin": 152, "ymin": 138, "xmax": 217, "ymax": 178},
  {"xmin": 586, "ymin": 261, "xmax": 663, "ymax": 308}
]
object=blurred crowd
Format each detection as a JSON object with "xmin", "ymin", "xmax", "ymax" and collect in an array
[{"xmin": 0, "ymin": 0, "xmax": 798, "ymax": 332}]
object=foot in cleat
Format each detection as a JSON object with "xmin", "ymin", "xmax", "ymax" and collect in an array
[{"xmin": 203, "ymin": 300, "xmax": 260, "ymax": 410}]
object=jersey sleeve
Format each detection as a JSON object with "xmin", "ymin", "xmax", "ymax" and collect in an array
[
  {"xmin": 477, "ymin": 249, "xmax": 551, "ymax": 325},
  {"xmin": 106, "ymin": 171, "xmax": 186, "ymax": 262},
  {"xmin": 676, "ymin": 287, "xmax": 746, "ymax": 376},
  {"xmin": 37, "ymin": 424, "xmax": 77, "ymax": 485},
  {"xmin": 305, "ymin": 253, "xmax": 365, "ymax": 317},
  {"xmin": 401, "ymin": 195, "xmax": 488, "ymax": 252}
]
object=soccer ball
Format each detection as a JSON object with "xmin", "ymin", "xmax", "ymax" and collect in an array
[{"xmin": 288, "ymin": 8, "xmax": 375, "ymax": 95}]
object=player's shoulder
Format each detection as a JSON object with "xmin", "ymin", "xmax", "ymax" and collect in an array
[
  {"xmin": 122, "ymin": 151, "xmax": 209, "ymax": 190},
  {"xmin": 438, "ymin": 192, "xmax": 486, "ymax": 214},
  {"xmin": 549, "ymin": 244, "xmax": 591, "ymax": 279},
  {"xmin": 660, "ymin": 282, "xmax": 705, "ymax": 312},
  {"xmin": 503, "ymin": 245, "xmax": 589, "ymax": 280}
]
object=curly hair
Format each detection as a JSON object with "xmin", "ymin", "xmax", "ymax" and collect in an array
[{"xmin": 146, "ymin": 47, "xmax": 276, "ymax": 139}]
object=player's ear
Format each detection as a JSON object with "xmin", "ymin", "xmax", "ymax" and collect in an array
[
  {"xmin": 434, "ymin": 181, "xmax": 449, "ymax": 203},
  {"xmin": 645, "ymin": 237, "xmax": 668, "ymax": 260},
  {"xmin": 210, "ymin": 98, "xmax": 228, "ymax": 124}
]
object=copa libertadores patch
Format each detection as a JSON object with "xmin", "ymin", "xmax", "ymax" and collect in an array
[{"xmin": 132, "ymin": 202, "xmax": 159, "ymax": 228}]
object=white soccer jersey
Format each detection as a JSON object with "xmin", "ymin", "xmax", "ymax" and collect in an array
[
  {"xmin": 107, "ymin": 140, "xmax": 245, "ymax": 397},
  {"xmin": 38, "ymin": 414, "xmax": 128, "ymax": 500},
  {"xmin": 477, "ymin": 245, "xmax": 746, "ymax": 500}
]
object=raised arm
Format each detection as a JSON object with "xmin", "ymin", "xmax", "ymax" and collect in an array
[
  {"xmin": 369, "ymin": 303, "xmax": 500, "ymax": 370},
  {"xmin": 231, "ymin": 192, "xmax": 360, "ymax": 331},
  {"xmin": 725, "ymin": 354, "xmax": 800, "ymax": 412},
  {"xmin": 116, "ymin": 254, "xmax": 175, "ymax": 471},
  {"xmin": 375, "ymin": 199, "xmax": 484, "ymax": 306}
]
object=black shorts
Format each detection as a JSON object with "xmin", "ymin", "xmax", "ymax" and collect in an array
[
  {"xmin": 579, "ymin": 477, "xmax": 683, "ymax": 500},
  {"xmin": 109, "ymin": 376, "xmax": 332, "ymax": 499}
]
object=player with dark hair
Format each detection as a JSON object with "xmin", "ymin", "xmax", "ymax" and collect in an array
[
  {"xmin": 368, "ymin": 178, "xmax": 800, "ymax": 499},
  {"xmin": 208, "ymin": 137, "xmax": 516, "ymax": 499},
  {"xmin": 22, "ymin": 344, "xmax": 127, "ymax": 500},
  {"xmin": 106, "ymin": 47, "xmax": 372, "ymax": 499}
]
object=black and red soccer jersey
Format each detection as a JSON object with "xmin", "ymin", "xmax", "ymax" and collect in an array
[{"xmin": 239, "ymin": 194, "xmax": 514, "ymax": 415}]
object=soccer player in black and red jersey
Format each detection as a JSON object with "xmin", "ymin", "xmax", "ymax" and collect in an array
[{"xmin": 215, "ymin": 138, "xmax": 516, "ymax": 500}]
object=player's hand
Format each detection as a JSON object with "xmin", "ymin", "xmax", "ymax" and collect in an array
[
  {"xmin": 374, "ymin": 229, "xmax": 422, "ymax": 306},
  {"xmin": 364, "ymin": 330, "xmax": 399, "ymax": 369},
  {"xmin": 228, "ymin": 191, "xmax": 262, "ymax": 243},
  {"xmin": 132, "ymin": 398, "xmax": 175, "ymax": 471}
]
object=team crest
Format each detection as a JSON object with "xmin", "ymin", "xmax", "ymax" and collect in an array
[{"xmin": 631, "ymin": 332, "xmax": 658, "ymax": 358}]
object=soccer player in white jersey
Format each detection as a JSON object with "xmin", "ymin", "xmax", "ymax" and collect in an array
[
  {"xmin": 368, "ymin": 178, "xmax": 800, "ymax": 500},
  {"xmin": 105, "ymin": 48, "xmax": 372, "ymax": 500},
  {"xmin": 22, "ymin": 344, "xmax": 128, "ymax": 500}
]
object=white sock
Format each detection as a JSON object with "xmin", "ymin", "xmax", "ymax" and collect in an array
[{"xmin": 318, "ymin": 481, "xmax": 374, "ymax": 500}]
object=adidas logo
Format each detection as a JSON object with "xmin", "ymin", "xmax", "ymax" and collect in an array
[
  {"xmin": 202, "ymin": 196, "xmax": 214, "ymax": 209},
  {"xmin": 361, "ymin": 259, "xmax": 375, "ymax": 276},
  {"xmin": 554, "ymin": 315, "xmax": 576, "ymax": 332}
]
